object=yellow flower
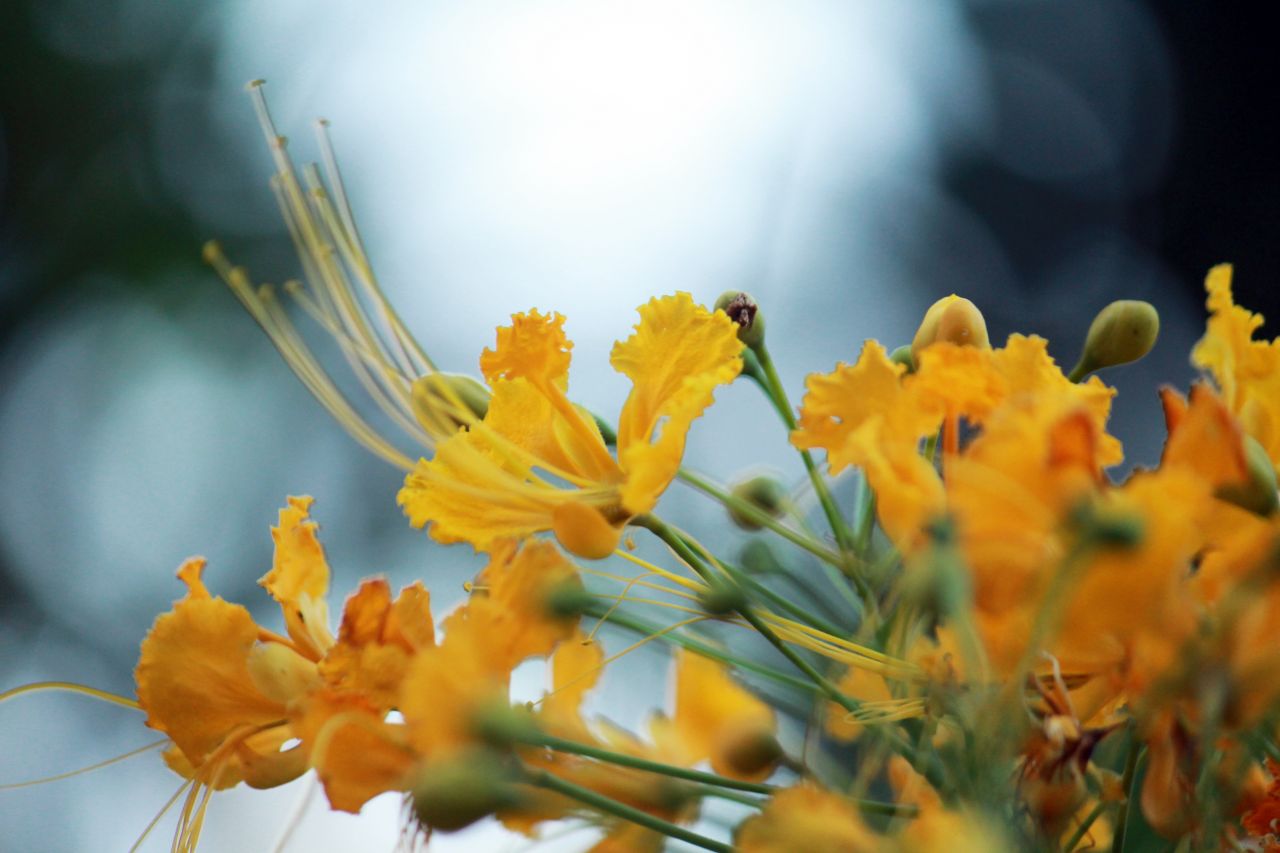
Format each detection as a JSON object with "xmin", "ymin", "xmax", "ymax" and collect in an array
[
  {"xmin": 399, "ymin": 539, "xmax": 584, "ymax": 759},
  {"xmin": 1192, "ymin": 263, "xmax": 1280, "ymax": 475},
  {"xmin": 317, "ymin": 577, "xmax": 435, "ymax": 712},
  {"xmin": 735, "ymin": 786, "xmax": 880, "ymax": 852},
  {"xmin": 134, "ymin": 497, "xmax": 335, "ymax": 793},
  {"xmin": 792, "ymin": 332, "xmax": 1121, "ymax": 552},
  {"xmin": 398, "ymin": 294, "xmax": 743, "ymax": 558},
  {"xmin": 649, "ymin": 650, "xmax": 779, "ymax": 782}
]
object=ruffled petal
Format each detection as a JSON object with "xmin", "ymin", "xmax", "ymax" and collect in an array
[
  {"xmin": 259, "ymin": 496, "xmax": 333, "ymax": 659},
  {"xmin": 292, "ymin": 691, "xmax": 415, "ymax": 814},
  {"xmin": 136, "ymin": 558, "xmax": 287, "ymax": 765},
  {"xmin": 318, "ymin": 578, "xmax": 433, "ymax": 711},
  {"xmin": 480, "ymin": 309, "xmax": 573, "ymax": 390},
  {"xmin": 612, "ymin": 293, "xmax": 743, "ymax": 515},
  {"xmin": 792, "ymin": 340, "xmax": 942, "ymax": 473}
]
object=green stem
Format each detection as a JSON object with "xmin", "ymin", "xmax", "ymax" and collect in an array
[
  {"xmin": 530, "ymin": 733, "xmax": 777, "ymax": 795},
  {"xmin": 530, "ymin": 768, "xmax": 732, "ymax": 852},
  {"xmin": 1063, "ymin": 800, "xmax": 1107, "ymax": 852},
  {"xmin": 579, "ymin": 601, "xmax": 817, "ymax": 697},
  {"xmin": 674, "ymin": 531, "xmax": 849, "ymax": 638},
  {"xmin": 852, "ymin": 476, "xmax": 877, "ymax": 557},
  {"xmin": 693, "ymin": 784, "xmax": 767, "ymax": 808},
  {"xmin": 676, "ymin": 468, "xmax": 843, "ymax": 567},
  {"xmin": 750, "ymin": 346, "xmax": 860, "ymax": 555},
  {"xmin": 639, "ymin": 516, "xmax": 859, "ymax": 716},
  {"xmin": 1111, "ymin": 733, "xmax": 1144, "ymax": 853},
  {"xmin": 532, "ymin": 735, "xmax": 917, "ymax": 819}
]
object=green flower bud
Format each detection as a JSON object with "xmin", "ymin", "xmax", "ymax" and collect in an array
[
  {"xmin": 542, "ymin": 577, "xmax": 596, "ymax": 619},
  {"xmin": 699, "ymin": 579, "xmax": 748, "ymax": 616},
  {"xmin": 739, "ymin": 539, "xmax": 783, "ymax": 575},
  {"xmin": 473, "ymin": 700, "xmax": 542, "ymax": 749},
  {"xmin": 911, "ymin": 295, "xmax": 989, "ymax": 361},
  {"xmin": 900, "ymin": 519, "xmax": 972, "ymax": 620},
  {"xmin": 411, "ymin": 372, "xmax": 490, "ymax": 434},
  {"xmin": 714, "ymin": 290, "xmax": 766, "ymax": 349},
  {"xmin": 411, "ymin": 749, "xmax": 524, "ymax": 832},
  {"xmin": 1069, "ymin": 502, "xmax": 1144, "ymax": 549},
  {"xmin": 727, "ymin": 473, "xmax": 788, "ymax": 531},
  {"xmin": 1215, "ymin": 434, "xmax": 1279, "ymax": 516},
  {"xmin": 1069, "ymin": 300, "xmax": 1160, "ymax": 382},
  {"xmin": 889, "ymin": 344, "xmax": 916, "ymax": 373}
]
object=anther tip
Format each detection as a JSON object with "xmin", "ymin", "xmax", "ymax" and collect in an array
[{"xmin": 246, "ymin": 78, "xmax": 266, "ymax": 91}]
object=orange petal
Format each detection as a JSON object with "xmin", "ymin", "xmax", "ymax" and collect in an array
[
  {"xmin": 293, "ymin": 691, "xmax": 415, "ymax": 813},
  {"xmin": 792, "ymin": 340, "xmax": 941, "ymax": 473},
  {"xmin": 612, "ymin": 293, "xmax": 743, "ymax": 515},
  {"xmin": 656, "ymin": 650, "xmax": 777, "ymax": 781},
  {"xmin": 136, "ymin": 558, "xmax": 287, "ymax": 765},
  {"xmin": 480, "ymin": 309, "xmax": 573, "ymax": 390},
  {"xmin": 259, "ymin": 496, "xmax": 333, "ymax": 659}
]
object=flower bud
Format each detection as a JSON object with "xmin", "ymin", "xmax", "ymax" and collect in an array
[
  {"xmin": 552, "ymin": 502, "xmax": 623, "ymax": 560},
  {"xmin": 739, "ymin": 539, "xmax": 782, "ymax": 575},
  {"xmin": 716, "ymin": 727, "xmax": 784, "ymax": 781},
  {"xmin": 473, "ymin": 700, "xmax": 541, "ymax": 749},
  {"xmin": 888, "ymin": 344, "xmax": 916, "ymax": 373},
  {"xmin": 1069, "ymin": 300, "xmax": 1160, "ymax": 382},
  {"xmin": 1214, "ymin": 434, "xmax": 1279, "ymax": 516},
  {"xmin": 411, "ymin": 750, "xmax": 524, "ymax": 832},
  {"xmin": 411, "ymin": 372, "xmax": 491, "ymax": 435},
  {"xmin": 727, "ymin": 473, "xmax": 788, "ymax": 531},
  {"xmin": 542, "ymin": 579, "xmax": 597, "ymax": 619},
  {"xmin": 699, "ymin": 579, "xmax": 748, "ymax": 616},
  {"xmin": 911, "ymin": 295, "xmax": 989, "ymax": 361},
  {"xmin": 715, "ymin": 290, "xmax": 765, "ymax": 349}
]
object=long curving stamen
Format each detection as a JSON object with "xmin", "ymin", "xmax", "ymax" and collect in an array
[
  {"xmin": 0, "ymin": 738, "xmax": 168, "ymax": 790},
  {"xmin": 130, "ymin": 779, "xmax": 193, "ymax": 853},
  {"xmin": 0, "ymin": 680, "xmax": 141, "ymax": 711}
]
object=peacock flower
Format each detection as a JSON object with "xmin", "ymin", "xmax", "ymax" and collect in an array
[
  {"xmin": 134, "ymin": 497, "xmax": 335, "ymax": 795},
  {"xmin": 398, "ymin": 294, "xmax": 743, "ymax": 559},
  {"xmin": 1192, "ymin": 264, "xmax": 1280, "ymax": 476},
  {"xmin": 792, "ymin": 331, "xmax": 1121, "ymax": 553}
]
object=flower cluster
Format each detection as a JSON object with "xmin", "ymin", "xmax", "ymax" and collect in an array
[{"xmin": 7, "ymin": 85, "xmax": 1280, "ymax": 853}]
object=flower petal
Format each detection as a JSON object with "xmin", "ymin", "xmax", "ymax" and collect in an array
[
  {"xmin": 611, "ymin": 293, "xmax": 743, "ymax": 514},
  {"xmin": 135, "ymin": 558, "xmax": 287, "ymax": 765},
  {"xmin": 792, "ymin": 340, "xmax": 942, "ymax": 473},
  {"xmin": 259, "ymin": 496, "xmax": 333, "ymax": 659}
]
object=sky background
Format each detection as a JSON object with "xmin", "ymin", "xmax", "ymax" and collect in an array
[{"xmin": 2, "ymin": 2, "xmax": 1278, "ymax": 850}]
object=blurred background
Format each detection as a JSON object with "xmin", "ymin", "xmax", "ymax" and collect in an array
[{"xmin": 1, "ymin": 1, "xmax": 1276, "ymax": 850}]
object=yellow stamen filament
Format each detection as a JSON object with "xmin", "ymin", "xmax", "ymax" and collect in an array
[
  {"xmin": 835, "ymin": 698, "xmax": 928, "ymax": 727},
  {"xmin": 0, "ymin": 680, "xmax": 141, "ymax": 711},
  {"xmin": 612, "ymin": 550, "xmax": 708, "ymax": 593},
  {"xmin": 270, "ymin": 775, "xmax": 319, "ymax": 853},
  {"xmin": 763, "ymin": 616, "xmax": 925, "ymax": 680},
  {"xmin": 0, "ymin": 738, "xmax": 168, "ymax": 790},
  {"xmin": 578, "ymin": 565, "xmax": 704, "ymax": 603},
  {"xmin": 130, "ymin": 779, "xmax": 193, "ymax": 853}
]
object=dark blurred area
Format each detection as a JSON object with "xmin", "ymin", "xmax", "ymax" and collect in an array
[{"xmin": 1, "ymin": 1, "xmax": 1277, "ymax": 848}]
